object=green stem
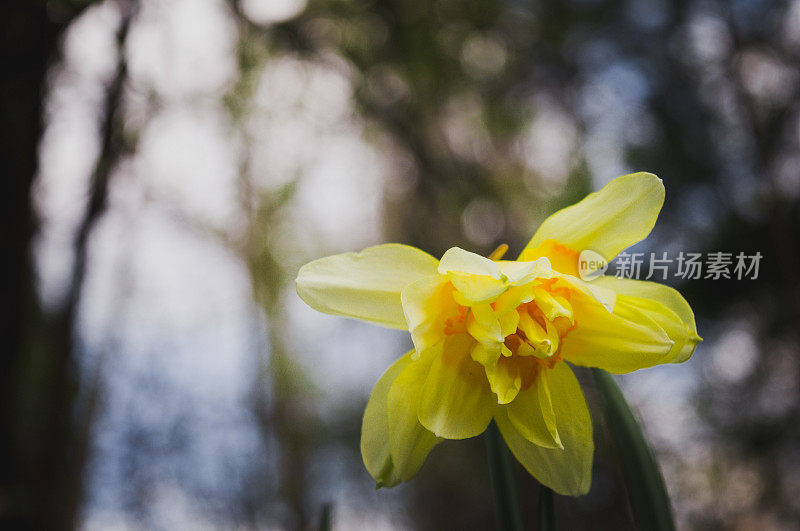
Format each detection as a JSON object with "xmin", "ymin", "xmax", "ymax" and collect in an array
[
  {"xmin": 538, "ymin": 486, "xmax": 555, "ymax": 531},
  {"xmin": 317, "ymin": 502, "xmax": 332, "ymax": 531},
  {"xmin": 592, "ymin": 368, "xmax": 675, "ymax": 531},
  {"xmin": 485, "ymin": 421, "xmax": 524, "ymax": 531}
]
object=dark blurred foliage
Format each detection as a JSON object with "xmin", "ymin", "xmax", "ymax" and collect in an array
[
  {"xmin": 271, "ymin": 0, "xmax": 589, "ymax": 258},
  {"xmin": 2, "ymin": 0, "xmax": 799, "ymax": 529}
]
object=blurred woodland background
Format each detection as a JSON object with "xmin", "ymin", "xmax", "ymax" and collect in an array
[{"xmin": 2, "ymin": 0, "xmax": 800, "ymax": 529}]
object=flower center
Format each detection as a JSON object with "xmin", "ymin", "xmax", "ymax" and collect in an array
[
  {"xmin": 502, "ymin": 299, "xmax": 573, "ymax": 369},
  {"xmin": 441, "ymin": 277, "xmax": 578, "ymax": 402},
  {"xmin": 490, "ymin": 293, "xmax": 575, "ymax": 399}
]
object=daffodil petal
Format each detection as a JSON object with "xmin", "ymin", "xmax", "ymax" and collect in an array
[
  {"xmin": 560, "ymin": 290, "xmax": 674, "ymax": 373},
  {"xmin": 439, "ymin": 247, "xmax": 503, "ymax": 278},
  {"xmin": 297, "ymin": 244, "xmax": 439, "ymax": 329},
  {"xmin": 439, "ymin": 247, "xmax": 508, "ymax": 302},
  {"xmin": 361, "ymin": 350, "xmax": 413, "ymax": 487},
  {"xmin": 618, "ymin": 297, "xmax": 696, "ymax": 365},
  {"xmin": 485, "ymin": 355, "xmax": 529, "ymax": 404},
  {"xmin": 533, "ymin": 287, "xmax": 573, "ymax": 322},
  {"xmin": 419, "ymin": 334, "xmax": 495, "ymax": 439},
  {"xmin": 517, "ymin": 307, "xmax": 550, "ymax": 350},
  {"xmin": 498, "ymin": 308, "xmax": 520, "ymax": 338},
  {"xmin": 496, "ymin": 258, "xmax": 552, "ymax": 285},
  {"xmin": 594, "ymin": 277, "xmax": 701, "ymax": 364},
  {"xmin": 387, "ymin": 350, "xmax": 443, "ymax": 481},
  {"xmin": 470, "ymin": 342, "xmax": 503, "ymax": 368},
  {"xmin": 493, "ymin": 284, "xmax": 536, "ymax": 314},
  {"xmin": 553, "ymin": 273, "xmax": 617, "ymax": 312},
  {"xmin": 466, "ymin": 303, "xmax": 503, "ymax": 345},
  {"xmin": 450, "ymin": 274, "xmax": 508, "ymax": 302},
  {"xmin": 495, "ymin": 363, "xmax": 593, "ymax": 496},
  {"xmin": 401, "ymin": 275, "xmax": 458, "ymax": 356},
  {"xmin": 522, "ymin": 172, "xmax": 665, "ymax": 261},
  {"xmin": 505, "ymin": 367, "xmax": 562, "ymax": 449}
]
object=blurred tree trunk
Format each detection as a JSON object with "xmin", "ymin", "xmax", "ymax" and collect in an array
[
  {"xmin": 0, "ymin": 1, "xmax": 74, "ymax": 528},
  {"xmin": 0, "ymin": 1, "xmax": 130, "ymax": 529}
]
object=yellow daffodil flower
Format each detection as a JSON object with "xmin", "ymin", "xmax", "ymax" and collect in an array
[{"xmin": 295, "ymin": 172, "xmax": 701, "ymax": 496}]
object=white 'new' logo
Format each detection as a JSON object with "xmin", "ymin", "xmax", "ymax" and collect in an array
[{"xmin": 578, "ymin": 249, "xmax": 608, "ymax": 281}]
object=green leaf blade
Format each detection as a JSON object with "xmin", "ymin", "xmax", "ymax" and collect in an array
[{"xmin": 592, "ymin": 368, "xmax": 675, "ymax": 531}]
